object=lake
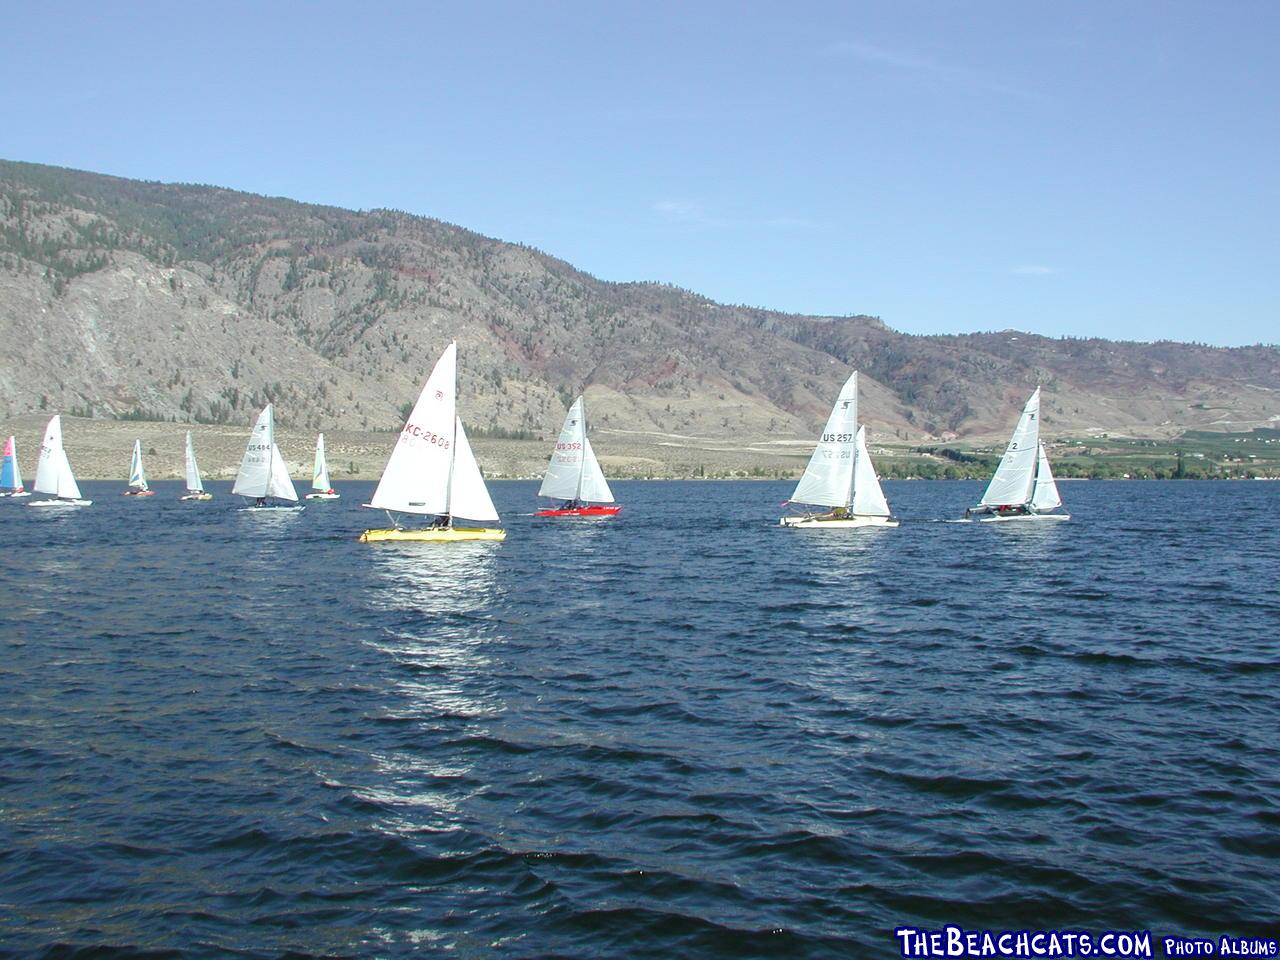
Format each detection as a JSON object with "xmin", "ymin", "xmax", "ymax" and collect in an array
[{"xmin": 1, "ymin": 480, "xmax": 1277, "ymax": 957}]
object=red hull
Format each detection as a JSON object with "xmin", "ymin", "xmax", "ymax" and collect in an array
[
  {"xmin": 122, "ymin": 490, "xmax": 156, "ymax": 497},
  {"xmin": 535, "ymin": 505, "xmax": 622, "ymax": 518}
]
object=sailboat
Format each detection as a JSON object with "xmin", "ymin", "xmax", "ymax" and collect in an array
[
  {"xmin": 360, "ymin": 341, "xmax": 505, "ymax": 542},
  {"xmin": 304, "ymin": 433, "xmax": 340, "ymax": 500},
  {"xmin": 0, "ymin": 436, "xmax": 29, "ymax": 497},
  {"xmin": 780, "ymin": 371, "xmax": 897, "ymax": 528},
  {"xmin": 180, "ymin": 431, "xmax": 213, "ymax": 501},
  {"xmin": 122, "ymin": 439, "xmax": 156, "ymax": 496},
  {"xmin": 232, "ymin": 404, "xmax": 303, "ymax": 511},
  {"xmin": 28, "ymin": 416, "xmax": 92, "ymax": 507},
  {"xmin": 966, "ymin": 387, "xmax": 1069, "ymax": 522},
  {"xmin": 535, "ymin": 396, "xmax": 620, "ymax": 517}
]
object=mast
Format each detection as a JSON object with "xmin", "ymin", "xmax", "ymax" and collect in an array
[
  {"xmin": 444, "ymin": 342, "xmax": 458, "ymax": 525},
  {"xmin": 575, "ymin": 397, "xmax": 586, "ymax": 502}
]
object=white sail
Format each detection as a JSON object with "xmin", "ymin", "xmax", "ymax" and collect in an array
[
  {"xmin": 312, "ymin": 433, "xmax": 331, "ymax": 491},
  {"xmin": 268, "ymin": 444, "xmax": 299, "ymax": 501},
  {"xmin": 34, "ymin": 416, "xmax": 84, "ymax": 501},
  {"xmin": 369, "ymin": 342, "xmax": 457, "ymax": 516},
  {"xmin": 851, "ymin": 426, "xmax": 892, "ymax": 517},
  {"xmin": 788, "ymin": 371, "xmax": 859, "ymax": 508},
  {"xmin": 1031, "ymin": 442, "xmax": 1063, "ymax": 511},
  {"xmin": 538, "ymin": 396, "xmax": 615, "ymax": 503},
  {"xmin": 980, "ymin": 387, "xmax": 1041, "ymax": 507},
  {"xmin": 447, "ymin": 418, "xmax": 500, "ymax": 523},
  {"xmin": 184, "ymin": 432, "xmax": 204, "ymax": 492},
  {"xmin": 233, "ymin": 404, "xmax": 276, "ymax": 498},
  {"xmin": 128, "ymin": 439, "xmax": 149, "ymax": 490}
]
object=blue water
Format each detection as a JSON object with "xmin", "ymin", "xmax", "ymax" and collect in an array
[{"xmin": 1, "ymin": 480, "xmax": 1277, "ymax": 958}]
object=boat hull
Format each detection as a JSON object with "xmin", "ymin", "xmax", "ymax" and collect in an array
[
  {"xmin": 360, "ymin": 527, "xmax": 506, "ymax": 543},
  {"xmin": 123, "ymin": 489, "xmax": 156, "ymax": 497},
  {"xmin": 241, "ymin": 504, "xmax": 305, "ymax": 512},
  {"xmin": 0, "ymin": 490, "xmax": 30, "ymax": 498},
  {"xmin": 975, "ymin": 512, "xmax": 1070, "ymax": 523},
  {"xmin": 305, "ymin": 492, "xmax": 341, "ymax": 500},
  {"xmin": 780, "ymin": 515, "xmax": 898, "ymax": 528},
  {"xmin": 535, "ymin": 505, "xmax": 621, "ymax": 518},
  {"xmin": 180, "ymin": 493, "xmax": 214, "ymax": 501},
  {"xmin": 28, "ymin": 498, "xmax": 92, "ymax": 508}
]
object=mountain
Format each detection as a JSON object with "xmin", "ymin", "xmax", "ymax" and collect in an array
[{"xmin": 2, "ymin": 158, "xmax": 1277, "ymax": 444}]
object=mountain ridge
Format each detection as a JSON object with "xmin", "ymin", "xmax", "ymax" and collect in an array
[{"xmin": 2, "ymin": 158, "xmax": 1277, "ymax": 444}]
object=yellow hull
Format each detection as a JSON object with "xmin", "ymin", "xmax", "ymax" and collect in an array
[{"xmin": 359, "ymin": 526, "xmax": 506, "ymax": 543}]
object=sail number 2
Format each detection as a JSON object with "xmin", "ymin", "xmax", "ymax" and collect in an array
[{"xmin": 402, "ymin": 422, "xmax": 450, "ymax": 449}]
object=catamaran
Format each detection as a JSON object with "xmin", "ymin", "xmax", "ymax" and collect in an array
[
  {"xmin": 1, "ymin": 435, "xmax": 28, "ymax": 497},
  {"xmin": 180, "ymin": 431, "xmax": 213, "ymax": 501},
  {"xmin": 966, "ymin": 387, "xmax": 1069, "ymax": 522},
  {"xmin": 780, "ymin": 371, "xmax": 897, "ymax": 528},
  {"xmin": 536, "ymin": 395, "xmax": 620, "ymax": 517},
  {"xmin": 123, "ymin": 439, "xmax": 156, "ymax": 496},
  {"xmin": 360, "ymin": 341, "xmax": 505, "ymax": 542},
  {"xmin": 305, "ymin": 433, "xmax": 340, "ymax": 500},
  {"xmin": 232, "ymin": 404, "xmax": 302, "ymax": 511},
  {"xmin": 28, "ymin": 416, "xmax": 92, "ymax": 508}
]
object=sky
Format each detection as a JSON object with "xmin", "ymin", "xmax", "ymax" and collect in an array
[{"xmin": 1, "ymin": 1, "xmax": 1276, "ymax": 345}]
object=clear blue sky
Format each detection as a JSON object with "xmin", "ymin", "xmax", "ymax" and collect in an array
[{"xmin": 2, "ymin": 1, "xmax": 1276, "ymax": 345}]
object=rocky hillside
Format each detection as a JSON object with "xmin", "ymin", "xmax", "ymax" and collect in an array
[{"xmin": 2, "ymin": 159, "xmax": 1277, "ymax": 442}]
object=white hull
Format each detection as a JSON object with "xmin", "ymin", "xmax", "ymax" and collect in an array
[
  {"xmin": 241, "ymin": 504, "xmax": 305, "ymax": 512},
  {"xmin": 780, "ymin": 514, "xmax": 898, "ymax": 528},
  {"xmin": 0, "ymin": 491, "xmax": 31, "ymax": 498},
  {"xmin": 975, "ymin": 512, "xmax": 1070, "ymax": 523},
  {"xmin": 28, "ymin": 498, "xmax": 92, "ymax": 508},
  {"xmin": 305, "ymin": 492, "xmax": 340, "ymax": 500}
]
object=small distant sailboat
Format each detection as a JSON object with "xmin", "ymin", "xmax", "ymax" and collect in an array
[
  {"xmin": 780, "ymin": 371, "xmax": 897, "ymax": 528},
  {"xmin": 966, "ymin": 387, "xmax": 1069, "ymax": 522},
  {"xmin": 304, "ymin": 433, "xmax": 340, "ymax": 500},
  {"xmin": 123, "ymin": 439, "xmax": 156, "ymax": 496},
  {"xmin": 232, "ymin": 404, "xmax": 302, "ymax": 511},
  {"xmin": 28, "ymin": 416, "xmax": 92, "ymax": 508},
  {"xmin": 360, "ymin": 341, "xmax": 505, "ymax": 542},
  {"xmin": 535, "ymin": 396, "xmax": 620, "ymax": 517},
  {"xmin": 1, "ymin": 435, "xmax": 29, "ymax": 497},
  {"xmin": 180, "ymin": 431, "xmax": 213, "ymax": 501}
]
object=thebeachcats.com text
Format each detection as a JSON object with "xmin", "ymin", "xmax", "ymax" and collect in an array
[{"xmin": 893, "ymin": 926, "xmax": 1279, "ymax": 958}]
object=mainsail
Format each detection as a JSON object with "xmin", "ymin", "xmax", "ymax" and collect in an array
[
  {"xmin": 312, "ymin": 433, "xmax": 331, "ymax": 491},
  {"xmin": 1, "ymin": 435, "xmax": 22, "ymax": 491},
  {"xmin": 788, "ymin": 372, "xmax": 859, "ymax": 508},
  {"xmin": 538, "ymin": 396, "xmax": 615, "ymax": 503},
  {"xmin": 980, "ymin": 387, "xmax": 1041, "ymax": 507},
  {"xmin": 128, "ymin": 439, "xmax": 149, "ymax": 491},
  {"xmin": 34, "ymin": 416, "xmax": 84, "ymax": 501},
  {"xmin": 184, "ymin": 432, "xmax": 204, "ymax": 493},
  {"xmin": 368, "ymin": 343, "xmax": 457, "ymax": 516}
]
